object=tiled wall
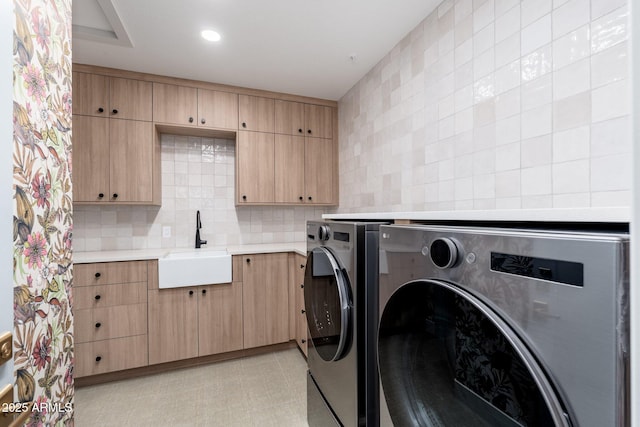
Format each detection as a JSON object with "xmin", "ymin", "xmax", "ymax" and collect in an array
[
  {"xmin": 338, "ymin": 0, "xmax": 630, "ymax": 212},
  {"xmin": 74, "ymin": 135, "xmax": 327, "ymax": 251}
]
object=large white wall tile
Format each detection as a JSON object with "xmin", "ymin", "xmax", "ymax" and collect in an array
[{"xmin": 522, "ymin": 15, "xmax": 552, "ymax": 54}]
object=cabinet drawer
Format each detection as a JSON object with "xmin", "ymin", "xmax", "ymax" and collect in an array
[
  {"xmin": 76, "ymin": 335, "xmax": 148, "ymax": 377},
  {"xmin": 74, "ymin": 282, "xmax": 147, "ymax": 310},
  {"xmin": 76, "ymin": 303, "xmax": 147, "ymax": 343},
  {"xmin": 75, "ymin": 261, "xmax": 148, "ymax": 286}
]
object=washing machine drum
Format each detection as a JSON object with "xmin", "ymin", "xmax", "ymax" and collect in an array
[
  {"xmin": 304, "ymin": 247, "xmax": 352, "ymax": 362},
  {"xmin": 378, "ymin": 279, "xmax": 571, "ymax": 427}
]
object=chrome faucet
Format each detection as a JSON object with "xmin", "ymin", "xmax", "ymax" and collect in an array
[{"xmin": 195, "ymin": 210, "xmax": 207, "ymax": 248}]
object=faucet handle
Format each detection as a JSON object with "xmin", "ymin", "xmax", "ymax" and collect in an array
[{"xmin": 201, "ymin": 240, "xmax": 207, "ymax": 245}]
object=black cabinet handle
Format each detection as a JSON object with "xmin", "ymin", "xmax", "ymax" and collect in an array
[
  {"xmin": 189, "ymin": 290, "xmax": 194, "ymax": 296},
  {"xmin": 298, "ymin": 128, "xmax": 303, "ymax": 133},
  {"xmin": 95, "ymin": 356, "xmax": 102, "ymax": 362},
  {"xmin": 242, "ymin": 195, "xmax": 247, "ymax": 200},
  {"xmin": 112, "ymin": 193, "xmax": 118, "ymax": 199},
  {"xmin": 246, "ymin": 258, "xmax": 251, "ymax": 263},
  {"xmin": 189, "ymin": 117, "xmax": 194, "ymax": 123},
  {"xmin": 112, "ymin": 109, "xmax": 118, "ymax": 114},
  {"xmin": 98, "ymin": 193, "xmax": 104, "ymax": 199},
  {"xmin": 301, "ymin": 309, "xmax": 305, "ymax": 314},
  {"xmin": 300, "ymin": 284, "xmax": 304, "ymax": 289},
  {"xmin": 202, "ymin": 289, "xmax": 207, "ymax": 295},
  {"xmin": 95, "ymin": 322, "xmax": 101, "ymax": 328},
  {"xmin": 201, "ymin": 118, "xmax": 206, "ymax": 124},
  {"xmin": 242, "ymin": 122, "xmax": 247, "ymax": 128},
  {"xmin": 98, "ymin": 107, "xmax": 104, "ymax": 113},
  {"xmin": 301, "ymin": 339, "xmax": 306, "ymax": 343},
  {"xmin": 308, "ymin": 196, "xmax": 313, "ymax": 201},
  {"xmin": 299, "ymin": 196, "xmax": 303, "ymax": 201},
  {"xmin": 300, "ymin": 264, "xmax": 304, "ymax": 269},
  {"xmin": 307, "ymin": 129, "xmax": 312, "ymax": 134},
  {"xmin": 95, "ymin": 272, "xmax": 101, "ymax": 278},
  {"xmin": 94, "ymin": 295, "xmax": 101, "ymax": 301}
]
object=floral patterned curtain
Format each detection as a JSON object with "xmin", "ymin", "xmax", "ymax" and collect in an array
[{"xmin": 13, "ymin": 0, "xmax": 73, "ymax": 424}]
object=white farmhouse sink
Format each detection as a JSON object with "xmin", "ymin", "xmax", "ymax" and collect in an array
[{"xmin": 158, "ymin": 250, "xmax": 232, "ymax": 288}]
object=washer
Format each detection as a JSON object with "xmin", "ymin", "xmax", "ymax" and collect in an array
[
  {"xmin": 377, "ymin": 225, "xmax": 629, "ymax": 427},
  {"xmin": 305, "ymin": 221, "xmax": 384, "ymax": 427}
]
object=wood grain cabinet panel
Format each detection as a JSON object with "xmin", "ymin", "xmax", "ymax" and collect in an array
[
  {"xmin": 75, "ymin": 261, "xmax": 148, "ymax": 286},
  {"xmin": 72, "ymin": 115, "xmax": 110, "ymax": 203},
  {"xmin": 72, "ymin": 72, "xmax": 109, "ymax": 117},
  {"xmin": 76, "ymin": 335, "xmax": 148, "ymax": 377},
  {"xmin": 197, "ymin": 282, "xmax": 244, "ymax": 356},
  {"xmin": 304, "ymin": 104, "xmax": 332, "ymax": 139},
  {"xmin": 294, "ymin": 254, "xmax": 308, "ymax": 356},
  {"xmin": 152, "ymin": 82, "xmax": 198, "ymax": 125},
  {"xmin": 198, "ymin": 89, "xmax": 238, "ymax": 130},
  {"xmin": 109, "ymin": 77, "xmax": 152, "ymax": 121},
  {"xmin": 109, "ymin": 119, "xmax": 154, "ymax": 203},
  {"xmin": 74, "ymin": 282, "xmax": 147, "ymax": 310},
  {"xmin": 148, "ymin": 288, "xmax": 199, "ymax": 365},
  {"xmin": 274, "ymin": 100, "xmax": 305, "ymax": 136},
  {"xmin": 75, "ymin": 303, "xmax": 147, "ymax": 343},
  {"xmin": 274, "ymin": 134, "xmax": 305, "ymax": 204},
  {"xmin": 236, "ymin": 131, "xmax": 275, "ymax": 204},
  {"xmin": 242, "ymin": 253, "xmax": 290, "ymax": 349},
  {"xmin": 238, "ymin": 95, "xmax": 274, "ymax": 132},
  {"xmin": 305, "ymin": 137, "xmax": 334, "ymax": 204}
]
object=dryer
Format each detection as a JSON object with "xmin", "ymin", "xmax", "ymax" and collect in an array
[
  {"xmin": 305, "ymin": 221, "xmax": 384, "ymax": 427},
  {"xmin": 377, "ymin": 225, "xmax": 629, "ymax": 427}
]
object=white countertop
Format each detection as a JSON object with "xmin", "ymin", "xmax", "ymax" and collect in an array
[
  {"xmin": 323, "ymin": 207, "xmax": 631, "ymax": 223},
  {"xmin": 74, "ymin": 242, "xmax": 307, "ymax": 264}
]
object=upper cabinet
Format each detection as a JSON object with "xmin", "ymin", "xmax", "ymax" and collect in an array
[
  {"xmin": 73, "ymin": 72, "xmax": 152, "ymax": 121},
  {"xmin": 153, "ymin": 83, "xmax": 238, "ymax": 130},
  {"xmin": 238, "ymin": 95, "xmax": 274, "ymax": 132},
  {"xmin": 274, "ymin": 101, "xmax": 332, "ymax": 139},
  {"xmin": 304, "ymin": 104, "xmax": 332, "ymax": 139},
  {"xmin": 72, "ymin": 71, "xmax": 159, "ymax": 205}
]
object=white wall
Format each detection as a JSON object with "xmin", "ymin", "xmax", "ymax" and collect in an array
[
  {"xmin": 338, "ymin": 0, "xmax": 631, "ymax": 213},
  {"xmin": 0, "ymin": 0, "xmax": 13, "ymax": 385}
]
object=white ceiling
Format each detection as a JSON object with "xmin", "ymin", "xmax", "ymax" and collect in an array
[{"xmin": 72, "ymin": 0, "xmax": 441, "ymax": 101}]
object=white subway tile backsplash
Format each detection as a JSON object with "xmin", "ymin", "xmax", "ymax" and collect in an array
[
  {"xmin": 591, "ymin": 41, "xmax": 628, "ymax": 88},
  {"xmin": 552, "ymin": 57, "xmax": 590, "ymax": 100},
  {"xmin": 337, "ymin": 0, "xmax": 630, "ymax": 213},
  {"xmin": 521, "ymin": 14, "xmax": 552, "ymax": 55},
  {"xmin": 591, "ymin": 79, "xmax": 629, "ymax": 122}
]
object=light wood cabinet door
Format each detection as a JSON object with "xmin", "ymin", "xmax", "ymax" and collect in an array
[
  {"xmin": 109, "ymin": 119, "xmax": 154, "ymax": 203},
  {"xmin": 72, "ymin": 115, "xmax": 110, "ymax": 202},
  {"xmin": 274, "ymin": 100, "xmax": 305, "ymax": 136},
  {"xmin": 75, "ymin": 260, "xmax": 148, "ymax": 286},
  {"xmin": 238, "ymin": 95, "xmax": 274, "ymax": 132},
  {"xmin": 198, "ymin": 89, "xmax": 238, "ymax": 129},
  {"xmin": 109, "ymin": 77, "xmax": 152, "ymax": 121},
  {"xmin": 74, "ymin": 282, "xmax": 147, "ymax": 310},
  {"xmin": 198, "ymin": 283, "xmax": 243, "ymax": 356},
  {"xmin": 73, "ymin": 72, "xmax": 109, "ymax": 117},
  {"xmin": 294, "ymin": 254, "xmax": 308, "ymax": 356},
  {"xmin": 274, "ymin": 134, "xmax": 305, "ymax": 204},
  {"xmin": 148, "ymin": 288, "xmax": 199, "ymax": 365},
  {"xmin": 236, "ymin": 131, "xmax": 274, "ymax": 204},
  {"xmin": 153, "ymin": 83, "xmax": 198, "ymax": 125},
  {"xmin": 305, "ymin": 137, "xmax": 335, "ymax": 204},
  {"xmin": 76, "ymin": 335, "xmax": 148, "ymax": 377},
  {"xmin": 304, "ymin": 104, "xmax": 332, "ymax": 139},
  {"xmin": 75, "ymin": 303, "xmax": 147, "ymax": 343},
  {"xmin": 242, "ymin": 253, "xmax": 290, "ymax": 349}
]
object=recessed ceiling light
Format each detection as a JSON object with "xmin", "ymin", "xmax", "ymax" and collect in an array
[{"xmin": 201, "ymin": 30, "xmax": 221, "ymax": 42}]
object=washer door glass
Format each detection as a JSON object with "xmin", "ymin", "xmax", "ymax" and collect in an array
[
  {"xmin": 378, "ymin": 280, "xmax": 570, "ymax": 427},
  {"xmin": 304, "ymin": 247, "xmax": 352, "ymax": 362}
]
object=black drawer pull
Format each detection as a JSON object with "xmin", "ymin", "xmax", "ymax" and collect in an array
[
  {"xmin": 189, "ymin": 290, "xmax": 194, "ymax": 296},
  {"xmin": 300, "ymin": 284, "xmax": 304, "ymax": 288},
  {"xmin": 301, "ymin": 339, "xmax": 306, "ymax": 343},
  {"xmin": 301, "ymin": 309, "xmax": 305, "ymax": 314},
  {"xmin": 98, "ymin": 193, "xmax": 104, "ymax": 199},
  {"xmin": 112, "ymin": 193, "xmax": 118, "ymax": 199},
  {"xmin": 95, "ymin": 322, "xmax": 101, "ymax": 328},
  {"xmin": 112, "ymin": 109, "xmax": 118, "ymax": 114},
  {"xmin": 298, "ymin": 128, "xmax": 303, "ymax": 133},
  {"xmin": 94, "ymin": 295, "xmax": 101, "ymax": 300},
  {"xmin": 95, "ymin": 356, "xmax": 102, "ymax": 362},
  {"xmin": 202, "ymin": 289, "xmax": 207, "ymax": 295},
  {"xmin": 189, "ymin": 117, "xmax": 194, "ymax": 123},
  {"xmin": 98, "ymin": 107, "xmax": 104, "ymax": 113},
  {"xmin": 95, "ymin": 272, "xmax": 101, "ymax": 278},
  {"xmin": 242, "ymin": 122, "xmax": 247, "ymax": 128},
  {"xmin": 201, "ymin": 118, "xmax": 206, "ymax": 124}
]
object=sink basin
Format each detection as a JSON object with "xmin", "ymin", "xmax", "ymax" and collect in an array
[{"xmin": 158, "ymin": 250, "xmax": 232, "ymax": 288}]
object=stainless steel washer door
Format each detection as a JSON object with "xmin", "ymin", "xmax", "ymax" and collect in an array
[
  {"xmin": 378, "ymin": 279, "xmax": 571, "ymax": 427},
  {"xmin": 304, "ymin": 247, "xmax": 352, "ymax": 362}
]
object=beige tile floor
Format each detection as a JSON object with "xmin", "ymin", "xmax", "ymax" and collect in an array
[{"xmin": 75, "ymin": 348, "xmax": 309, "ymax": 426}]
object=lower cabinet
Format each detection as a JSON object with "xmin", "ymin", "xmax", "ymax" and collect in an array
[
  {"xmin": 242, "ymin": 253, "xmax": 290, "ymax": 349},
  {"xmin": 293, "ymin": 254, "xmax": 308, "ymax": 356},
  {"xmin": 148, "ymin": 257, "xmax": 243, "ymax": 365}
]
